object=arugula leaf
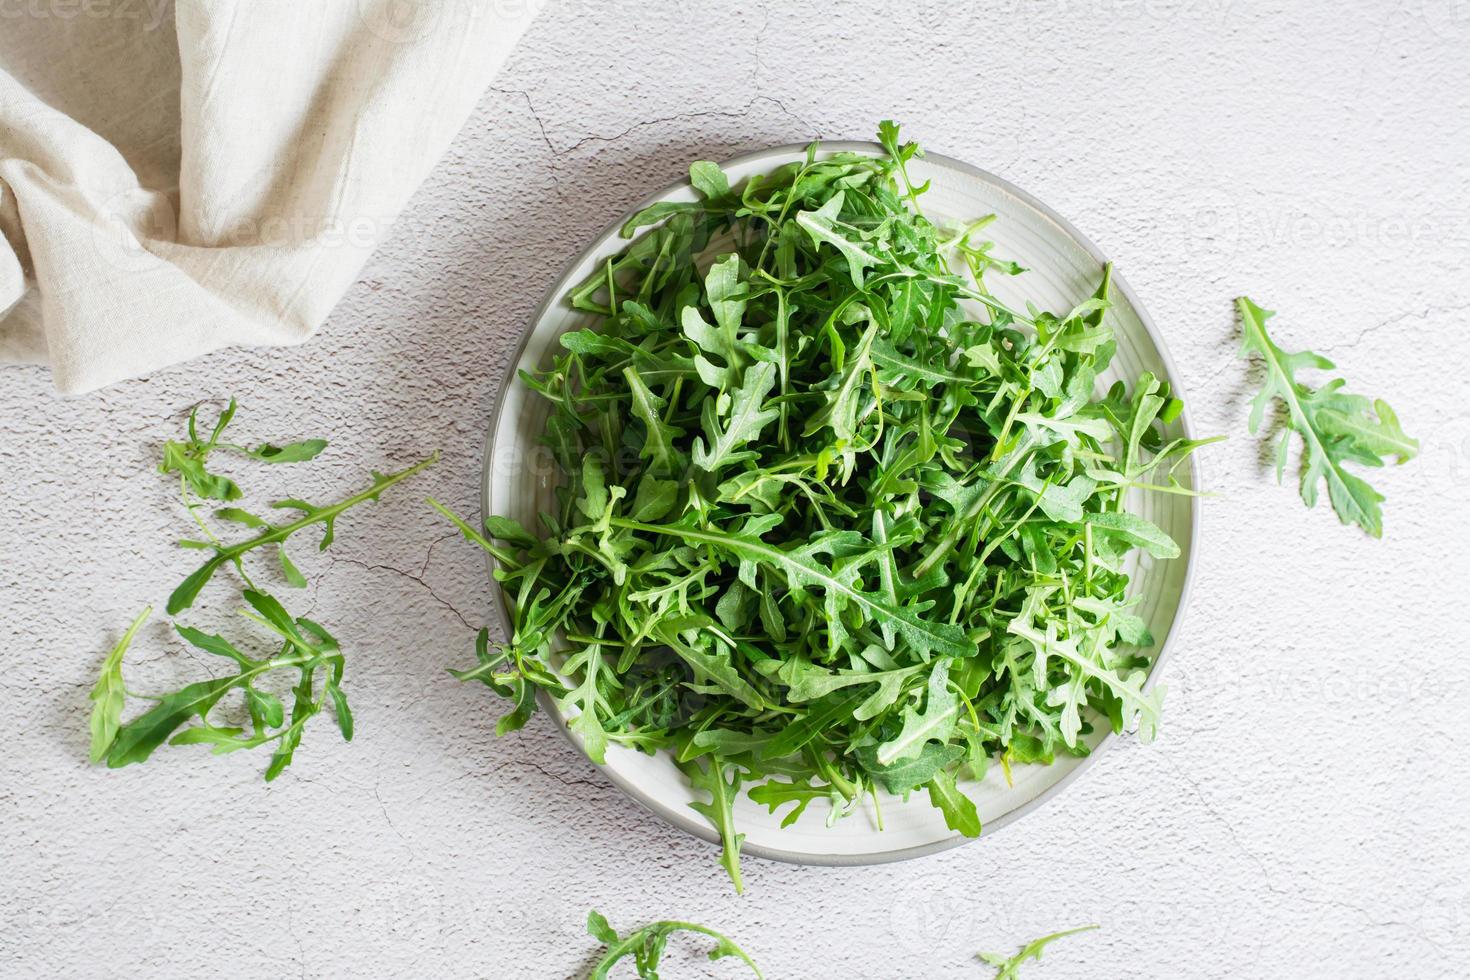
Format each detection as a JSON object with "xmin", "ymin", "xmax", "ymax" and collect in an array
[
  {"xmin": 859, "ymin": 741, "xmax": 965, "ymax": 795},
  {"xmin": 242, "ymin": 440, "xmax": 328, "ymax": 463},
  {"xmin": 559, "ymin": 639, "xmax": 615, "ymax": 765},
  {"xmin": 926, "ymin": 769, "xmax": 981, "ymax": 838},
  {"xmin": 795, "ymin": 193, "xmax": 884, "ymax": 286},
  {"xmin": 586, "ymin": 909, "xmax": 763, "ymax": 979},
  {"xmin": 107, "ymin": 676, "xmax": 243, "ymax": 767},
  {"xmin": 88, "ymin": 607, "xmax": 151, "ymax": 763},
  {"xmin": 688, "ymin": 160, "xmax": 732, "ymax": 201},
  {"xmin": 678, "ymin": 754, "xmax": 747, "ymax": 894},
  {"xmin": 161, "ymin": 439, "xmax": 241, "ymax": 502},
  {"xmin": 748, "ymin": 776, "xmax": 834, "ymax": 827},
  {"xmin": 624, "ymin": 367, "xmax": 686, "ymax": 476},
  {"xmin": 1085, "ymin": 512, "xmax": 1179, "ymax": 560},
  {"xmin": 692, "ymin": 362, "xmax": 780, "ymax": 472},
  {"xmin": 978, "ymin": 925, "xmax": 1099, "ymax": 979},
  {"xmin": 876, "ymin": 660, "xmax": 959, "ymax": 766},
  {"xmin": 1236, "ymin": 297, "xmax": 1417, "ymax": 537}
]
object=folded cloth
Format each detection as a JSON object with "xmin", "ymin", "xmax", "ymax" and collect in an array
[{"xmin": 0, "ymin": 0, "xmax": 540, "ymax": 394}]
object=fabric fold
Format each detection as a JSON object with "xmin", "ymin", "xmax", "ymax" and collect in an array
[{"xmin": 0, "ymin": 0, "xmax": 540, "ymax": 394}]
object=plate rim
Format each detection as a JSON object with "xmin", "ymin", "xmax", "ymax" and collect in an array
[{"xmin": 479, "ymin": 139, "xmax": 1201, "ymax": 867}]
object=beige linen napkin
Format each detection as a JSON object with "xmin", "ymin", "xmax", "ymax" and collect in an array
[{"xmin": 0, "ymin": 0, "xmax": 540, "ymax": 393}]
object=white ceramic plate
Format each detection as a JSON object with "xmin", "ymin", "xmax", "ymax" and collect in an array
[{"xmin": 481, "ymin": 142, "xmax": 1199, "ymax": 866}]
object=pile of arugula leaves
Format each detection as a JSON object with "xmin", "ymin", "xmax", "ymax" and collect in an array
[{"xmin": 442, "ymin": 121, "xmax": 1210, "ymax": 891}]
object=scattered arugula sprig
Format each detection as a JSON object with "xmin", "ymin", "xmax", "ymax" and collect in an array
[
  {"xmin": 161, "ymin": 398, "xmax": 326, "ymax": 530},
  {"xmin": 978, "ymin": 925, "xmax": 1099, "ymax": 979},
  {"xmin": 1236, "ymin": 298, "xmax": 1417, "ymax": 537},
  {"xmin": 88, "ymin": 400, "xmax": 433, "ymax": 779},
  {"xmin": 578, "ymin": 907, "xmax": 1091, "ymax": 979},
  {"xmin": 586, "ymin": 909, "xmax": 762, "ymax": 979},
  {"xmin": 169, "ymin": 453, "xmax": 438, "ymax": 614},
  {"xmin": 160, "ymin": 399, "xmax": 437, "ymax": 614},
  {"xmin": 448, "ymin": 122, "xmax": 1209, "ymax": 890},
  {"xmin": 96, "ymin": 591, "xmax": 355, "ymax": 777}
]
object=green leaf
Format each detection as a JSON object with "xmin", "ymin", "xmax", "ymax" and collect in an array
[
  {"xmin": 206, "ymin": 399, "xmax": 237, "ymax": 443},
  {"xmin": 1036, "ymin": 476, "xmax": 1097, "ymax": 524},
  {"xmin": 620, "ymin": 199, "xmax": 703, "ymax": 237},
  {"xmin": 482, "ymin": 515, "xmax": 539, "ymax": 549},
  {"xmin": 656, "ymin": 623, "xmax": 766, "ymax": 710},
  {"xmin": 630, "ymin": 474, "xmax": 678, "ymax": 522},
  {"xmin": 748, "ymin": 777, "xmax": 831, "ymax": 828},
  {"xmin": 214, "ymin": 507, "xmax": 268, "ymax": 528},
  {"xmin": 586, "ymin": 909, "xmax": 619, "ymax": 947},
  {"xmin": 242, "ymin": 589, "xmax": 311, "ymax": 649},
  {"xmin": 247, "ymin": 688, "xmax": 285, "ymax": 728},
  {"xmin": 795, "ymin": 192, "xmax": 883, "ymax": 286},
  {"xmin": 683, "ymin": 728, "xmax": 770, "ymax": 761},
  {"xmin": 160, "ymin": 400, "xmax": 252, "ymax": 503},
  {"xmin": 926, "ymin": 769, "xmax": 981, "ymax": 837},
  {"xmin": 169, "ymin": 726, "xmax": 264, "ymax": 755},
  {"xmin": 278, "ymin": 545, "xmax": 308, "ymax": 588},
  {"xmin": 1317, "ymin": 397, "xmax": 1418, "ymax": 461},
  {"xmin": 166, "ymin": 556, "xmax": 228, "ymax": 616},
  {"xmin": 693, "ymin": 362, "xmax": 780, "ymax": 472},
  {"xmin": 803, "ymin": 316, "xmax": 880, "ymax": 442},
  {"xmin": 559, "ymin": 641, "xmax": 614, "ymax": 766},
  {"xmin": 88, "ymin": 607, "xmax": 151, "ymax": 763},
  {"xmin": 858, "ymin": 741, "xmax": 964, "ymax": 794},
  {"xmin": 679, "ymin": 755, "xmax": 746, "ymax": 894},
  {"xmin": 173, "ymin": 625, "xmax": 252, "ymax": 667},
  {"xmin": 106, "ymin": 676, "xmax": 242, "ymax": 768},
  {"xmin": 704, "ymin": 252, "xmax": 747, "ymax": 341},
  {"xmin": 243, "ymin": 439, "xmax": 328, "ymax": 463},
  {"xmin": 327, "ymin": 679, "xmax": 353, "ymax": 741},
  {"xmin": 759, "ymin": 691, "xmax": 867, "ymax": 761},
  {"xmin": 979, "ymin": 925, "xmax": 1099, "ymax": 980},
  {"xmin": 161, "ymin": 441, "xmax": 240, "ymax": 501},
  {"xmin": 1085, "ymin": 512, "xmax": 1179, "ymax": 559},
  {"xmin": 689, "ymin": 160, "xmax": 730, "ymax": 201},
  {"xmin": 683, "ymin": 306, "xmax": 740, "ymax": 387},
  {"xmin": 876, "ymin": 660, "xmax": 959, "ymax": 766},
  {"xmin": 1237, "ymin": 297, "xmax": 1415, "ymax": 537},
  {"xmin": 266, "ymin": 670, "xmax": 320, "ymax": 781},
  {"xmin": 624, "ymin": 367, "xmax": 686, "ymax": 476}
]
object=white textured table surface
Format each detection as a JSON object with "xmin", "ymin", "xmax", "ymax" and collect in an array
[{"xmin": 3, "ymin": 3, "xmax": 1468, "ymax": 978}]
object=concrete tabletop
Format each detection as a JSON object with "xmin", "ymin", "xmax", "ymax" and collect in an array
[{"xmin": 2, "ymin": 2, "xmax": 1467, "ymax": 978}]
